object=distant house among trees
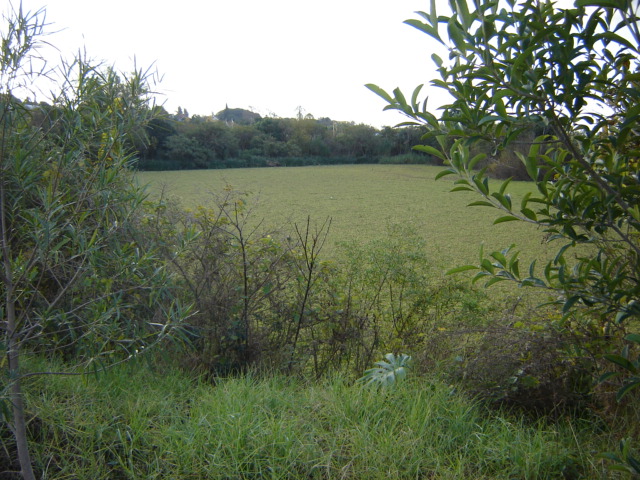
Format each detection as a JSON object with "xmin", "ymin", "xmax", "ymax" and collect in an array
[{"xmin": 175, "ymin": 106, "xmax": 190, "ymax": 121}]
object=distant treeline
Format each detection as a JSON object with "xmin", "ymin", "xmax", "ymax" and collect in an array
[
  {"xmin": 136, "ymin": 106, "xmax": 442, "ymax": 170},
  {"xmin": 20, "ymin": 97, "xmax": 531, "ymax": 176}
]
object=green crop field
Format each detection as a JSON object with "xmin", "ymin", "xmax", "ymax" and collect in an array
[{"xmin": 138, "ymin": 164, "xmax": 550, "ymax": 271}]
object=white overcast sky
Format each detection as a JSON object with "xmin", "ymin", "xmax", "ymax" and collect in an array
[{"xmin": 13, "ymin": 0, "xmax": 452, "ymax": 128}]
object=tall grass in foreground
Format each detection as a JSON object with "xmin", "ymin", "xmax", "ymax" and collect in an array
[{"xmin": 6, "ymin": 359, "xmax": 612, "ymax": 479}]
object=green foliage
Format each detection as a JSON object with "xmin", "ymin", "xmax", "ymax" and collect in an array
[
  {"xmin": 139, "ymin": 191, "xmax": 494, "ymax": 377},
  {"xmin": 600, "ymin": 438, "xmax": 640, "ymax": 476},
  {"xmin": 161, "ymin": 133, "xmax": 212, "ymax": 168},
  {"xmin": 358, "ymin": 353, "xmax": 411, "ymax": 388},
  {"xmin": 600, "ymin": 333, "xmax": 640, "ymax": 402},
  {"xmin": 1, "ymin": 9, "xmax": 184, "ymax": 368},
  {"xmin": 336, "ymin": 224, "xmax": 435, "ymax": 355},
  {"xmin": 142, "ymin": 167, "xmax": 598, "ymax": 410},
  {"xmin": 140, "ymin": 191, "xmax": 338, "ymax": 374},
  {"xmin": 368, "ymin": 0, "xmax": 640, "ymax": 472},
  {"xmin": 215, "ymin": 105, "xmax": 261, "ymax": 124},
  {"xmin": 447, "ymin": 314, "xmax": 594, "ymax": 412},
  {"xmin": 369, "ymin": 0, "xmax": 640, "ymax": 402},
  {"xmin": 137, "ymin": 108, "xmax": 431, "ymax": 170},
  {"xmin": 0, "ymin": 5, "xmax": 188, "ymax": 476}
]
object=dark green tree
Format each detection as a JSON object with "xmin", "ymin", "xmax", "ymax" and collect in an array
[
  {"xmin": 162, "ymin": 133, "xmax": 212, "ymax": 168},
  {"xmin": 138, "ymin": 105, "xmax": 177, "ymax": 162},
  {"xmin": 216, "ymin": 106, "xmax": 261, "ymax": 125},
  {"xmin": 190, "ymin": 121, "xmax": 239, "ymax": 160},
  {"xmin": 337, "ymin": 123, "xmax": 383, "ymax": 159},
  {"xmin": 256, "ymin": 117, "xmax": 293, "ymax": 143}
]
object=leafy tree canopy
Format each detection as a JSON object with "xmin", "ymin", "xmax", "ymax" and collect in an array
[{"xmin": 368, "ymin": 0, "xmax": 639, "ymax": 398}]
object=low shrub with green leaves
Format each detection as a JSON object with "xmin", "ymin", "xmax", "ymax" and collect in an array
[
  {"xmin": 139, "ymin": 191, "xmax": 523, "ymax": 382},
  {"xmin": 135, "ymin": 186, "xmax": 598, "ymax": 413}
]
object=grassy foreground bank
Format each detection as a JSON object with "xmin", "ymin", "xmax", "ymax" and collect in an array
[{"xmin": 8, "ymin": 360, "xmax": 612, "ymax": 479}]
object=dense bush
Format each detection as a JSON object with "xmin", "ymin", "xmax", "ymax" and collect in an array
[
  {"xmin": 137, "ymin": 191, "xmax": 510, "ymax": 379},
  {"xmin": 135, "ymin": 189, "xmax": 595, "ymax": 414},
  {"xmin": 449, "ymin": 319, "xmax": 593, "ymax": 413},
  {"xmin": 370, "ymin": 0, "xmax": 640, "ymax": 381},
  {"xmin": 0, "ymin": 6, "xmax": 188, "ymax": 477}
]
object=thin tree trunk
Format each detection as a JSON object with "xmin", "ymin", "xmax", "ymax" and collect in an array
[
  {"xmin": 2, "ymin": 180, "xmax": 36, "ymax": 480},
  {"xmin": 7, "ymin": 302, "xmax": 36, "ymax": 480}
]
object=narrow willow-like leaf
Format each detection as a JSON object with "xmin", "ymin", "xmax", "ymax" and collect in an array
[
  {"xmin": 478, "ymin": 115, "xmax": 505, "ymax": 125},
  {"xmin": 468, "ymin": 200, "xmax": 494, "ymax": 207},
  {"xmin": 472, "ymin": 175, "xmax": 489, "ymax": 195},
  {"xmin": 468, "ymin": 153, "xmax": 486, "ymax": 169},
  {"xmin": 616, "ymin": 381, "xmax": 640, "ymax": 402},
  {"xmin": 625, "ymin": 333, "xmax": 640, "ymax": 344},
  {"xmin": 493, "ymin": 94, "xmax": 508, "ymax": 118},
  {"xmin": 414, "ymin": 144, "xmax": 446, "ymax": 160},
  {"xmin": 404, "ymin": 19, "xmax": 442, "ymax": 43},
  {"xmin": 491, "ymin": 250, "xmax": 507, "ymax": 267},
  {"xmin": 493, "ymin": 215, "xmax": 519, "ymax": 224},
  {"xmin": 485, "ymin": 276, "xmax": 508, "ymax": 287},
  {"xmin": 365, "ymin": 84, "xmax": 394, "ymax": 103},
  {"xmin": 435, "ymin": 169, "xmax": 456, "ymax": 180},
  {"xmin": 446, "ymin": 264, "xmax": 478, "ymax": 274},
  {"xmin": 498, "ymin": 177, "xmax": 512, "ymax": 195},
  {"xmin": 491, "ymin": 192, "xmax": 512, "ymax": 210},
  {"xmin": 599, "ymin": 371, "xmax": 621, "ymax": 382},
  {"xmin": 510, "ymin": 257, "xmax": 520, "ymax": 278},
  {"xmin": 621, "ymin": 104, "xmax": 640, "ymax": 128},
  {"xmin": 523, "ymin": 155, "xmax": 539, "ymax": 181},
  {"xmin": 521, "ymin": 208, "xmax": 537, "ymax": 221},
  {"xmin": 528, "ymin": 259, "xmax": 537, "ymax": 278},
  {"xmin": 454, "ymin": 0, "xmax": 473, "ymax": 30},
  {"xmin": 447, "ymin": 17, "xmax": 467, "ymax": 54},
  {"xmin": 472, "ymin": 271, "xmax": 491, "ymax": 283},
  {"xmin": 393, "ymin": 87, "xmax": 409, "ymax": 109},
  {"xmin": 480, "ymin": 258, "xmax": 495, "ymax": 273},
  {"xmin": 603, "ymin": 354, "xmax": 637, "ymax": 373},
  {"xmin": 575, "ymin": 0, "xmax": 625, "ymax": 9},
  {"xmin": 429, "ymin": 0, "xmax": 437, "ymax": 27},
  {"xmin": 411, "ymin": 84, "xmax": 424, "ymax": 110},
  {"xmin": 595, "ymin": 31, "xmax": 636, "ymax": 50},
  {"xmin": 563, "ymin": 295, "xmax": 580, "ymax": 314}
]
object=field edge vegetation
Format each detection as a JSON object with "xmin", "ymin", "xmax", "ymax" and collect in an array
[{"xmin": 2, "ymin": 0, "xmax": 640, "ymax": 478}]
